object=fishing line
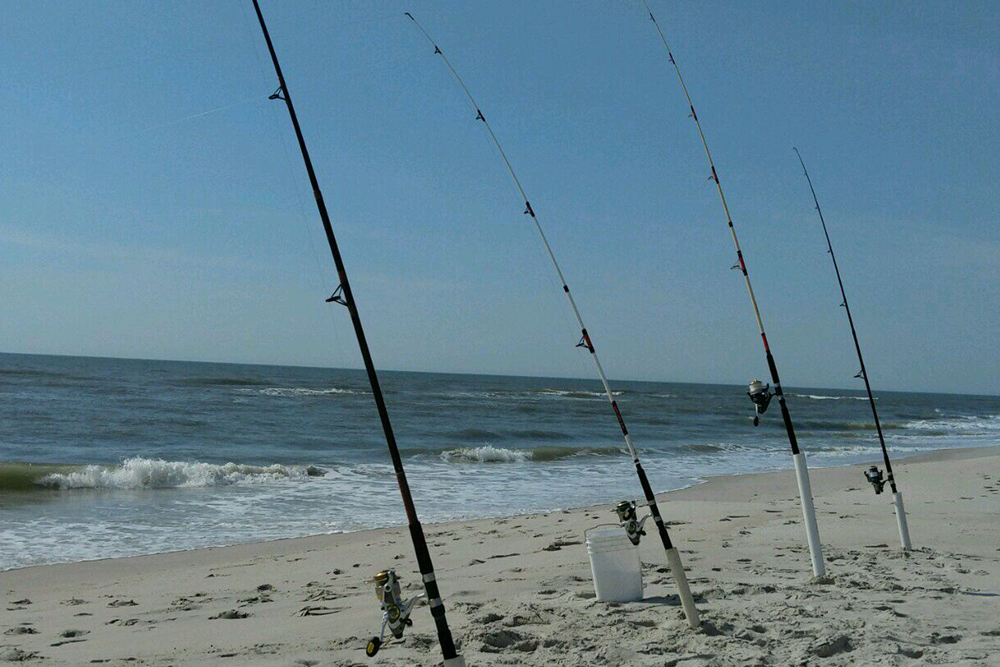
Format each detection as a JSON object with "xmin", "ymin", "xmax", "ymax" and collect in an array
[
  {"xmin": 249, "ymin": 3, "xmax": 465, "ymax": 664},
  {"xmin": 793, "ymin": 147, "xmax": 911, "ymax": 550},
  {"xmin": 639, "ymin": 0, "xmax": 826, "ymax": 577},
  {"xmin": 405, "ymin": 12, "xmax": 700, "ymax": 629}
]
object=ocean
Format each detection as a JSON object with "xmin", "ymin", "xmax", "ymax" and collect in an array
[{"xmin": 1, "ymin": 352, "xmax": 997, "ymax": 571}]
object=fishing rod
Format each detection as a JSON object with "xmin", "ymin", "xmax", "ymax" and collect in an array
[
  {"xmin": 639, "ymin": 0, "xmax": 826, "ymax": 577},
  {"xmin": 793, "ymin": 148, "xmax": 912, "ymax": 551},
  {"xmin": 405, "ymin": 13, "xmax": 700, "ymax": 629},
  {"xmin": 249, "ymin": 2, "xmax": 466, "ymax": 664}
]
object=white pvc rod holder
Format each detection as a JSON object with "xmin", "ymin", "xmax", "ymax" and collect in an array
[
  {"xmin": 793, "ymin": 452, "xmax": 826, "ymax": 577},
  {"xmin": 665, "ymin": 547, "xmax": 700, "ymax": 629},
  {"xmin": 893, "ymin": 491, "xmax": 912, "ymax": 551}
]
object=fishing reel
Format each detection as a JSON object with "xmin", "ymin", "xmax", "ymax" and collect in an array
[
  {"xmin": 614, "ymin": 500, "xmax": 650, "ymax": 546},
  {"xmin": 864, "ymin": 466, "xmax": 886, "ymax": 495},
  {"xmin": 746, "ymin": 379, "xmax": 774, "ymax": 427},
  {"xmin": 365, "ymin": 569, "xmax": 423, "ymax": 658}
]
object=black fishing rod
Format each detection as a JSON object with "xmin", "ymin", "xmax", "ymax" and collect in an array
[
  {"xmin": 405, "ymin": 12, "xmax": 700, "ymax": 629},
  {"xmin": 639, "ymin": 0, "xmax": 826, "ymax": 576},
  {"xmin": 793, "ymin": 147, "xmax": 912, "ymax": 550},
  {"xmin": 249, "ymin": 2, "xmax": 466, "ymax": 664}
]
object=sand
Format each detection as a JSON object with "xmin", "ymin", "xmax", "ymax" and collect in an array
[{"xmin": 2, "ymin": 446, "xmax": 999, "ymax": 666}]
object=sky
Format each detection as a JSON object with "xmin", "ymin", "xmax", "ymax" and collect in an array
[{"xmin": 1, "ymin": 1, "xmax": 997, "ymax": 395}]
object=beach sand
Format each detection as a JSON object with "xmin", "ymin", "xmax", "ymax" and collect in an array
[{"xmin": 2, "ymin": 446, "xmax": 999, "ymax": 666}]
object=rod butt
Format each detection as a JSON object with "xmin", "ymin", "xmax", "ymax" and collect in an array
[
  {"xmin": 792, "ymin": 452, "xmax": 826, "ymax": 577},
  {"xmin": 892, "ymin": 491, "xmax": 912, "ymax": 551},
  {"xmin": 665, "ymin": 547, "xmax": 700, "ymax": 629}
]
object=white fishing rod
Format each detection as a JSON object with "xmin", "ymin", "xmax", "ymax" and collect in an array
[
  {"xmin": 639, "ymin": 0, "xmax": 826, "ymax": 577},
  {"xmin": 794, "ymin": 147, "xmax": 911, "ymax": 550},
  {"xmin": 405, "ymin": 12, "xmax": 700, "ymax": 628}
]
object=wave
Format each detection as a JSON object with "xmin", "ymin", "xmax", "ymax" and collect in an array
[
  {"xmin": 439, "ymin": 445, "xmax": 623, "ymax": 464},
  {"xmin": 793, "ymin": 394, "xmax": 871, "ymax": 401},
  {"xmin": 0, "ymin": 458, "xmax": 326, "ymax": 492},
  {"xmin": 508, "ymin": 429, "xmax": 573, "ymax": 441},
  {"xmin": 0, "ymin": 368, "xmax": 72, "ymax": 379},
  {"xmin": 179, "ymin": 377, "xmax": 272, "ymax": 387},
  {"xmin": 533, "ymin": 389, "xmax": 624, "ymax": 400},
  {"xmin": 440, "ymin": 445, "xmax": 532, "ymax": 463},
  {"xmin": 798, "ymin": 420, "xmax": 906, "ymax": 432},
  {"xmin": 902, "ymin": 414, "xmax": 1000, "ymax": 434},
  {"xmin": 443, "ymin": 428, "xmax": 503, "ymax": 442},
  {"xmin": 254, "ymin": 386, "xmax": 369, "ymax": 398},
  {"xmin": 812, "ymin": 443, "xmax": 927, "ymax": 457},
  {"xmin": 441, "ymin": 428, "xmax": 573, "ymax": 443}
]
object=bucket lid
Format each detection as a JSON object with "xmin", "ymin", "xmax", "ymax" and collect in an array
[
  {"xmin": 588, "ymin": 527, "xmax": 627, "ymax": 540},
  {"xmin": 586, "ymin": 526, "xmax": 634, "ymax": 547}
]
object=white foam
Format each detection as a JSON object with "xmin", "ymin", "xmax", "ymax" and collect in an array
[
  {"xmin": 256, "ymin": 387, "xmax": 366, "ymax": 397},
  {"xmin": 38, "ymin": 458, "xmax": 325, "ymax": 490},
  {"xmin": 904, "ymin": 414, "xmax": 1000, "ymax": 433},
  {"xmin": 793, "ymin": 394, "xmax": 871, "ymax": 401},
  {"xmin": 536, "ymin": 389, "xmax": 623, "ymax": 399},
  {"xmin": 440, "ymin": 445, "xmax": 533, "ymax": 463}
]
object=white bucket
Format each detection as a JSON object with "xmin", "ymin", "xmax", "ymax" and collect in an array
[{"xmin": 586, "ymin": 526, "xmax": 643, "ymax": 602}]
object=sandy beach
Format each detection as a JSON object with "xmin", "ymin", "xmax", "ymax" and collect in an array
[{"xmin": 2, "ymin": 445, "xmax": 999, "ymax": 666}]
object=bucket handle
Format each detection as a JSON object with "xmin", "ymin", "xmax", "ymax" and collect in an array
[{"xmin": 585, "ymin": 523, "xmax": 627, "ymax": 540}]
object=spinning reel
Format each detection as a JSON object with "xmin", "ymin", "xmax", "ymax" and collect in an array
[
  {"xmin": 614, "ymin": 500, "xmax": 650, "ymax": 546},
  {"xmin": 746, "ymin": 379, "xmax": 774, "ymax": 427},
  {"xmin": 864, "ymin": 466, "xmax": 886, "ymax": 495},
  {"xmin": 365, "ymin": 569, "xmax": 423, "ymax": 658}
]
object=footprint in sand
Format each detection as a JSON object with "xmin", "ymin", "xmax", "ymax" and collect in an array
[
  {"xmin": 238, "ymin": 594, "xmax": 273, "ymax": 606},
  {"xmin": 542, "ymin": 539, "xmax": 582, "ymax": 552},
  {"xmin": 4, "ymin": 625, "xmax": 38, "ymax": 636},
  {"xmin": 50, "ymin": 629, "xmax": 90, "ymax": 646},
  {"xmin": 108, "ymin": 599, "xmax": 138, "ymax": 608},
  {"xmin": 294, "ymin": 606, "xmax": 342, "ymax": 617},
  {"xmin": 0, "ymin": 647, "xmax": 40, "ymax": 662},
  {"xmin": 210, "ymin": 610, "xmax": 250, "ymax": 620}
]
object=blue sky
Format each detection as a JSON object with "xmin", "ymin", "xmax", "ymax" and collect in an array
[{"xmin": 1, "ymin": 1, "xmax": 997, "ymax": 395}]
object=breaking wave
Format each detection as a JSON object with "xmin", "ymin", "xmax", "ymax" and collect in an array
[
  {"xmin": 0, "ymin": 458, "xmax": 326, "ymax": 491},
  {"xmin": 440, "ymin": 445, "xmax": 533, "ymax": 463},
  {"xmin": 903, "ymin": 414, "xmax": 1000, "ymax": 434}
]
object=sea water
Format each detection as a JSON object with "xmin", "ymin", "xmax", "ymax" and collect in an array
[{"xmin": 1, "ymin": 352, "xmax": 997, "ymax": 570}]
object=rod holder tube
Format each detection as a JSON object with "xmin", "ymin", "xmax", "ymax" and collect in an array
[
  {"xmin": 792, "ymin": 452, "xmax": 825, "ymax": 577},
  {"xmin": 665, "ymin": 547, "xmax": 700, "ymax": 629},
  {"xmin": 444, "ymin": 657, "xmax": 468, "ymax": 667},
  {"xmin": 892, "ymin": 491, "xmax": 912, "ymax": 551}
]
